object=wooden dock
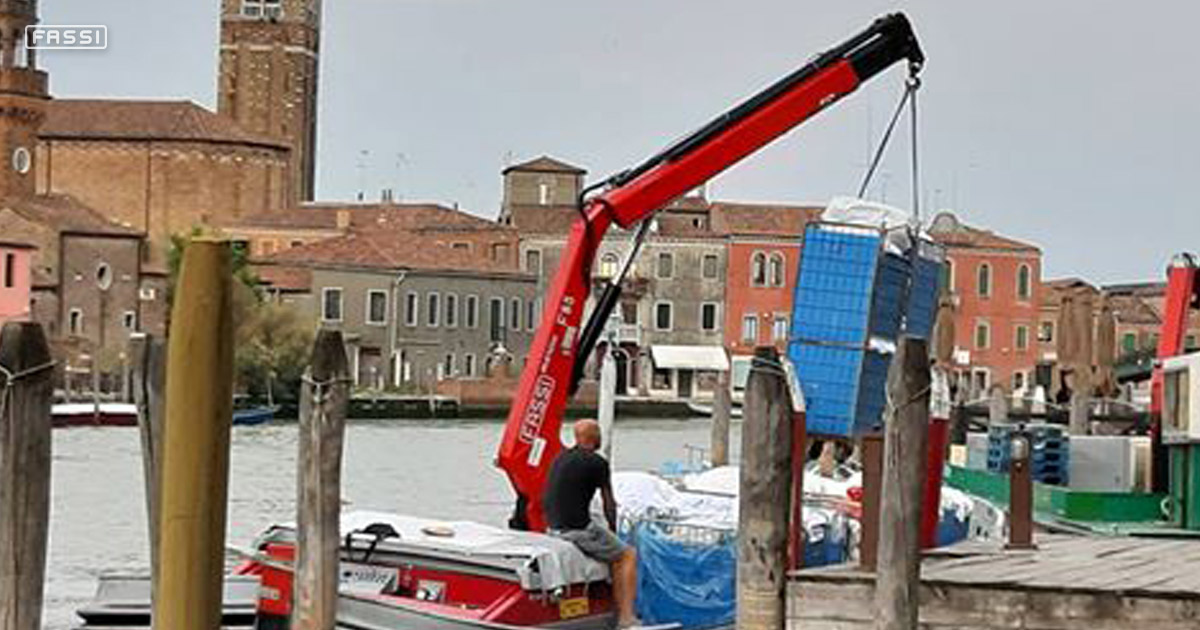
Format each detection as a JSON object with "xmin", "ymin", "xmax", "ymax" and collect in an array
[{"xmin": 789, "ymin": 534, "xmax": 1200, "ymax": 629}]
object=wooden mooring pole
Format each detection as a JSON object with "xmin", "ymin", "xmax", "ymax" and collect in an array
[
  {"xmin": 153, "ymin": 240, "xmax": 235, "ymax": 630},
  {"xmin": 129, "ymin": 332, "xmax": 166, "ymax": 611},
  {"xmin": 294, "ymin": 330, "xmax": 350, "ymax": 630},
  {"xmin": 0, "ymin": 322, "xmax": 54, "ymax": 630},
  {"xmin": 874, "ymin": 337, "xmax": 930, "ymax": 630},
  {"xmin": 737, "ymin": 347, "xmax": 792, "ymax": 630},
  {"xmin": 711, "ymin": 370, "xmax": 732, "ymax": 467}
]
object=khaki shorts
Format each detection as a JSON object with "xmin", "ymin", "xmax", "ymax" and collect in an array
[{"xmin": 550, "ymin": 521, "xmax": 628, "ymax": 563}]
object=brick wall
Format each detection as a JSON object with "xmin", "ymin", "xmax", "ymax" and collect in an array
[{"xmin": 725, "ymin": 239, "xmax": 800, "ymax": 355}]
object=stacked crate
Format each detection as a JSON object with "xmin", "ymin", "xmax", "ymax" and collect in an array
[
  {"xmin": 986, "ymin": 423, "xmax": 1070, "ymax": 486},
  {"xmin": 788, "ymin": 222, "xmax": 943, "ymax": 437}
]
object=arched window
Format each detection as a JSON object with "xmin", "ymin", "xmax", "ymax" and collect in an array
[
  {"xmin": 941, "ymin": 259, "xmax": 954, "ymax": 293},
  {"xmin": 1016, "ymin": 263, "xmax": 1032, "ymax": 300},
  {"xmin": 598, "ymin": 253, "xmax": 619, "ymax": 278},
  {"xmin": 768, "ymin": 253, "xmax": 785, "ymax": 287},
  {"xmin": 977, "ymin": 262, "xmax": 992, "ymax": 297},
  {"xmin": 751, "ymin": 252, "xmax": 767, "ymax": 287}
]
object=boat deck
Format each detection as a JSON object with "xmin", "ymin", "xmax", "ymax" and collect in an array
[{"xmin": 788, "ymin": 534, "xmax": 1200, "ymax": 629}]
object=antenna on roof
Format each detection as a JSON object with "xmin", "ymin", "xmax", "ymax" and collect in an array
[{"xmin": 356, "ymin": 149, "xmax": 370, "ymax": 203}]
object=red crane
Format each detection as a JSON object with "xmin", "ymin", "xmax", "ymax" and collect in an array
[
  {"xmin": 1150, "ymin": 254, "xmax": 1200, "ymax": 490},
  {"xmin": 496, "ymin": 13, "xmax": 926, "ymax": 531}
]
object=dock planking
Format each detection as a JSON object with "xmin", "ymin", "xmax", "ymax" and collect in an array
[{"xmin": 788, "ymin": 534, "xmax": 1200, "ymax": 630}]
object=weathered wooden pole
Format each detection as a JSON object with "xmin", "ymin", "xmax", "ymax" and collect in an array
[
  {"xmin": 859, "ymin": 433, "xmax": 884, "ymax": 571},
  {"xmin": 1007, "ymin": 430, "xmax": 1036, "ymax": 550},
  {"xmin": 153, "ymin": 240, "xmax": 235, "ymax": 630},
  {"xmin": 294, "ymin": 329, "xmax": 350, "ymax": 630},
  {"xmin": 129, "ymin": 332, "xmax": 166, "ymax": 609},
  {"xmin": 710, "ymin": 369, "xmax": 732, "ymax": 467},
  {"xmin": 874, "ymin": 337, "xmax": 931, "ymax": 630},
  {"xmin": 737, "ymin": 347, "xmax": 792, "ymax": 630},
  {"xmin": 0, "ymin": 322, "xmax": 54, "ymax": 630},
  {"xmin": 597, "ymin": 342, "xmax": 617, "ymax": 462}
]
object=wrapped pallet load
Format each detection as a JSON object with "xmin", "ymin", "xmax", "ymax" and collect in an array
[{"xmin": 788, "ymin": 197, "xmax": 944, "ymax": 437}]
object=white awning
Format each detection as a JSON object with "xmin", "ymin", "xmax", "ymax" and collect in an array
[{"xmin": 650, "ymin": 345, "xmax": 729, "ymax": 371}]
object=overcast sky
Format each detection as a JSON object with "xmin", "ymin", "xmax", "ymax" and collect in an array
[{"xmin": 39, "ymin": 1, "xmax": 1200, "ymax": 283}]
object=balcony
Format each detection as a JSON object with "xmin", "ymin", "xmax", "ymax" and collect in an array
[{"xmin": 602, "ymin": 322, "xmax": 642, "ymax": 346}]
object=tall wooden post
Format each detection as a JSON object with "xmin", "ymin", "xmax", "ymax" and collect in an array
[
  {"xmin": 0, "ymin": 322, "xmax": 54, "ymax": 630},
  {"xmin": 737, "ymin": 347, "xmax": 792, "ymax": 630},
  {"xmin": 710, "ymin": 370, "xmax": 732, "ymax": 467},
  {"xmin": 129, "ymin": 332, "xmax": 166, "ymax": 608},
  {"xmin": 294, "ymin": 330, "xmax": 350, "ymax": 630},
  {"xmin": 859, "ymin": 434, "xmax": 884, "ymax": 571},
  {"xmin": 874, "ymin": 337, "xmax": 931, "ymax": 630},
  {"xmin": 598, "ymin": 343, "xmax": 617, "ymax": 462},
  {"xmin": 153, "ymin": 240, "xmax": 235, "ymax": 630}
]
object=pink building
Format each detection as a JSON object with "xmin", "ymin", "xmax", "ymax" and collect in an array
[{"xmin": 0, "ymin": 241, "xmax": 34, "ymax": 322}]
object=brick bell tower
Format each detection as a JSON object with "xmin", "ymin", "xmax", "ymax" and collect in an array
[
  {"xmin": 218, "ymin": 0, "xmax": 320, "ymax": 203},
  {"xmin": 0, "ymin": 0, "xmax": 48, "ymax": 199}
]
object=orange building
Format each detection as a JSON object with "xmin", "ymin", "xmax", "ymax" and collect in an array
[
  {"xmin": 928, "ymin": 212, "xmax": 1042, "ymax": 396},
  {"xmin": 714, "ymin": 202, "xmax": 819, "ymax": 356}
]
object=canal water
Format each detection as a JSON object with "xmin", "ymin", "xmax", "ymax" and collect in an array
[{"xmin": 45, "ymin": 417, "xmax": 741, "ymax": 629}]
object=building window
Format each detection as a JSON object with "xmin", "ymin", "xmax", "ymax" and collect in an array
[
  {"xmin": 290, "ymin": 240, "xmax": 304, "ymax": 249},
  {"xmin": 510, "ymin": 297, "xmax": 522, "ymax": 331},
  {"xmin": 68, "ymin": 308, "xmax": 83, "ymax": 335},
  {"xmin": 489, "ymin": 297, "xmax": 505, "ymax": 342},
  {"xmin": 11, "ymin": 147, "xmax": 30, "ymax": 175},
  {"xmin": 366, "ymin": 290, "xmax": 388, "ymax": 325},
  {"xmin": 445, "ymin": 293, "xmax": 458, "ymax": 328},
  {"xmin": 464, "ymin": 353, "xmax": 477, "ymax": 378},
  {"xmin": 768, "ymin": 253, "xmax": 785, "ymax": 287},
  {"xmin": 122, "ymin": 311, "xmax": 137, "ymax": 331},
  {"xmin": 977, "ymin": 262, "xmax": 992, "ymax": 297},
  {"xmin": 426, "ymin": 292, "xmax": 440, "ymax": 327},
  {"xmin": 751, "ymin": 252, "xmax": 767, "ymax": 287},
  {"xmin": 538, "ymin": 182, "xmax": 551, "ymax": 205},
  {"xmin": 466, "ymin": 295, "xmax": 479, "ymax": 328},
  {"xmin": 772, "ymin": 315, "xmax": 789, "ymax": 343},
  {"xmin": 1015, "ymin": 324, "xmax": 1030, "ymax": 351},
  {"xmin": 657, "ymin": 252, "xmax": 674, "ymax": 279},
  {"xmin": 742, "ymin": 314, "xmax": 758, "ymax": 344},
  {"xmin": 1017, "ymin": 263, "xmax": 1032, "ymax": 300},
  {"xmin": 525, "ymin": 249, "xmax": 542, "ymax": 275},
  {"xmin": 527, "ymin": 299, "xmax": 538, "ymax": 331},
  {"xmin": 3, "ymin": 253, "xmax": 12, "ymax": 288},
  {"xmin": 1013, "ymin": 370, "xmax": 1026, "ymax": 392},
  {"xmin": 701, "ymin": 303, "xmax": 719, "ymax": 332},
  {"xmin": 441, "ymin": 353, "xmax": 455, "ymax": 380},
  {"xmin": 404, "ymin": 292, "xmax": 419, "ymax": 327},
  {"xmin": 621, "ymin": 301, "xmax": 638, "ymax": 326},
  {"xmin": 972, "ymin": 368, "xmax": 990, "ymax": 394},
  {"xmin": 1039, "ymin": 321, "xmax": 1054, "ymax": 343},
  {"xmin": 242, "ymin": 0, "xmax": 282, "ymax": 18},
  {"xmin": 1188, "ymin": 335, "xmax": 1199, "ymax": 351},
  {"xmin": 940, "ymin": 259, "xmax": 954, "ymax": 293},
  {"xmin": 654, "ymin": 301, "xmax": 673, "ymax": 331},
  {"xmin": 599, "ymin": 253, "xmax": 619, "ymax": 278},
  {"xmin": 702, "ymin": 254, "xmax": 719, "ymax": 279},
  {"xmin": 321, "ymin": 288, "xmax": 343, "ymax": 322},
  {"xmin": 975, "ymin": 320, "xmax": 991, "ymax": 349},
  {"xmin": 1122, "ymin": 332, "xmax": 1137, "ymax": 355}
]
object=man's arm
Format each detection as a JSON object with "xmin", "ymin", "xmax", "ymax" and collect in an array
[{"xmin": 600, "ymin": 482, "xmax": 618, "ymax": 532}]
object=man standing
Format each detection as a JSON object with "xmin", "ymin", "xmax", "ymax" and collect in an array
[{"xmin": 543, "ymin": 419, "xmax": 639, "ymax": 628}]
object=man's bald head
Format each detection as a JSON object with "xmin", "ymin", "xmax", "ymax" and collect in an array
[{"xmin": 574, "ymin": 419, "xmax": 602, "ymax": 451}]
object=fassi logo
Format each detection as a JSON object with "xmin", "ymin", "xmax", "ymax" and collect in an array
[
  {"xmin": 27, "ymin": 26, "xmax": 107, "ymax": 49},
  {"xmin": 519, "ymin": 374, "xmax": 555, "ymax": 443}
]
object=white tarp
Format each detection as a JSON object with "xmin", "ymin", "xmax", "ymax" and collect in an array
[
  {"xmin": 650, "ymin": 345, "xmax": 729, "ymax": 371},
  {"xmin": 820, "ymin": 196, "xmax": 942, "ymax": 262}
]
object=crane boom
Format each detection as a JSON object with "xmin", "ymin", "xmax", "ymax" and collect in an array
[{"xmin": 497, "ymin": 13, "xmax": 925, "ymax": 531}]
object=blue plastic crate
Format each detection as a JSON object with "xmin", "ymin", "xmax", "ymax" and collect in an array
[{"xmin": 788, "ymin": 223, "xmax": 945, "ymax": 437}]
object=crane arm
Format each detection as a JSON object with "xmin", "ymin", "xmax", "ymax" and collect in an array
[{"xmin": 497, "ymin": 13, "xmax": 925, "ymax": 531}]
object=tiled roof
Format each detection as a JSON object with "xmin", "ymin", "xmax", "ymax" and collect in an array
[
  {"xmin": 1, "ymin": 194, "xmax": 141, "ymax": 237},
  {"xmin": 711, "ymin": 201, "xmax": 822, "ymax": 237},
  {"xmin": 502, "ymin": 155, "xmax": 586, "ymax": 175},
  {"xmin": 233, "ymin": 202, "xmax": 503, "ymax": 233},
  {"xmin": 927, "ymin": 212, "xmax": 1040, "ymax": 252},
  {"xmin": 261, "ymin": 230, "xmax": 525, "ymax": 275},
  {"xmin": 1107, "ymin": 294, "xmax": 1161, "ymax": 326},
  {"xmin": 41, "ymin": 99, "xmax": 288, "ymax": 150},
  {"xmin": 254, "ymin": 264, "xmax": 312, "ymax": 292}
]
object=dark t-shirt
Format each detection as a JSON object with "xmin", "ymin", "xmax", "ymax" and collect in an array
[{"xmin": 543, "ymin": 446, "xmax": 610, "ymax": 531}]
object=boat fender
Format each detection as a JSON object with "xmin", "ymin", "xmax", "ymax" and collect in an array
[{"xmin": 344, "ymin": 522, "xmax": 400, "ymax": 563}]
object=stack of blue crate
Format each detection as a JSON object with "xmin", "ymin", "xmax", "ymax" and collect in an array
[
  {"xmin": 986, "ymin": 424, "xmax": 1070, "ymax": 486},
  {"xmin": 787, "ymin": 222, "xmax": 943, "ymax": 437}
]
